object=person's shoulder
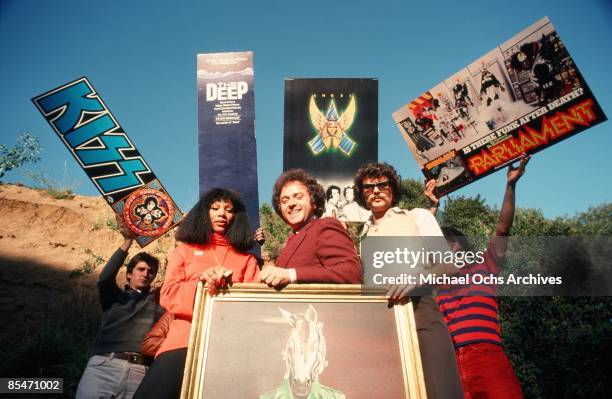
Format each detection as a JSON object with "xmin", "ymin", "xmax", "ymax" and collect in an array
[
  {"xmin": 149, "ymin": 286, "xmax": 162, "ymax": 294},
  {"xmin": 310, "ymin": 217, "xmax": 351, "ymax": 240},
  {"xmin": 146, "ymin": 286, "xmax": 162, "ymax": 299},
  {"xmin": 407, "ymin": 207, "xmax": 432, "ymax": 217},
  {"xmin": 408, "ymin": 207, "xmax": 443, "ymax": 235},
  {"xmin": 408, "ymin": 207, "xmax": 438, "ymax": 224},
  {"xmin": 381, "ymin": 207, "xmax": 412, "ymax": 220},
  {"xmin": 177, "ymin": 242, "xmax": 203, "ymax": 254},
  {"xmin": 225, "ymin": 243, "xmax": 257, "ymax": 262},
  {"xmin": 316, "ymin": 216, "xmax": 345, "ymax": 230}
]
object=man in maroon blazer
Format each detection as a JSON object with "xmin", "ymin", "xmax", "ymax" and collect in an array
[{"xmin": 259, "ymin": 169, "xmax": 362, "ymax": 286}]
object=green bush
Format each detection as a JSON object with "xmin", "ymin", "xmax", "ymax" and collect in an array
[
  {"xmin": 0, "ymin": 132, "xmax": 41, "ymax": 178},
  {"xmin": 69, "ymin": 249, "xmax": 105, "ymax": 278},
  {"xmin": 259, "ymin": 203, "xmax": 291, "ymax": 261},
  {"xmin": 436, "ymin": 182, "xmax": 612, "ymax": 398},
  {"xmin": 256, "ymin": 177, "xmax": 611, "ymax": 397},
  {"xmin": 106, "ymin": 216, "xmax": 119, "ymax": 231}
]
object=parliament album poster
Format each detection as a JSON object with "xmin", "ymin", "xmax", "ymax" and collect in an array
[{"xmin": 392, "ymin": 17, "xmax": 606, "ymax": 197}]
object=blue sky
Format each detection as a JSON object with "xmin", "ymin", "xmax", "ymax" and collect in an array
[{"xmin": 1, "ymin": 0, "xmax": 611, "ymax": 220}]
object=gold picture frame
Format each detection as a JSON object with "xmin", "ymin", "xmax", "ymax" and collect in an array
[{"xmin": 181, "ymin": 283, "xmax": 427, "ymax": 399}]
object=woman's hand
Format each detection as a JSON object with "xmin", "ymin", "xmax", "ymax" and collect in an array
[{"xmin": 199, "ymin": 266, "xmax": 233, "ymax": 295}]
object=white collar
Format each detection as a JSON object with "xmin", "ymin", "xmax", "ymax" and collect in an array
[{"xmin": 362, "ymin": 206, "xmax": 406, "ymax": 236}]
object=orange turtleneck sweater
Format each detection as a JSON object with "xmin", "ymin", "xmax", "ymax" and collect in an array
[{"xmin": 157, "ymin": 233, "xmax": 259, "ymax": 355}]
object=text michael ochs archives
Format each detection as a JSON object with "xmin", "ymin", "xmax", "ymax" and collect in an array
[{"xmin": 362, "ymin": 244, "xmax": 563, "ymax": 290}]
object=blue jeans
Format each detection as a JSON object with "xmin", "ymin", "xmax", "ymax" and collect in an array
[{"xmin": 76, "ymin": 355, "xmax": 147, "ymax": 399}]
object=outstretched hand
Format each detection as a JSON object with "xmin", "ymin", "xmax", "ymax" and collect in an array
[{"xmin": 507, "ymin": 154, "xmax": 531, "ymax": 186}]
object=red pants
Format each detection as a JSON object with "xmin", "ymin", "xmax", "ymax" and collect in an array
[{"xmin": 455, "ymin": 343, "xmax": 524, "ymax": 399}]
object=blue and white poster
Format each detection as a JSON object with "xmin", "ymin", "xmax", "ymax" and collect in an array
[
  {"xmin": 32, "ymin": 77, "xmax": 183, "ymax": 247},
  {"xmin": 197, "ymin": 51, "xmax": 259, "ymax": 229}
]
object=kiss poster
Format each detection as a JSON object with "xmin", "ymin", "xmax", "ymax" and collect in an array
[{"xmin": 32, "ymin": 77, "xmax": 183, "ymax": 247}]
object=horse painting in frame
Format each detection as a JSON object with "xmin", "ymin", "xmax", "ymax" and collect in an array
[{"xmin": 181, "ymin": 283, "xmax": 427, "ymax": 399}]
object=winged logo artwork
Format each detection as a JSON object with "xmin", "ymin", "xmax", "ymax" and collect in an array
[{"xmin": 308, "ymin": 95, "xmax": 357, "ymax": 156}]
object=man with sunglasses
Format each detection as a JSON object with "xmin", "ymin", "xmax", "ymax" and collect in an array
[{"xmin": 354, "ymin": 162, "xmax": 463, "ymax": 399}]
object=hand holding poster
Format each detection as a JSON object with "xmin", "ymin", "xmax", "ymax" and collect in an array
[
  {"xmin": 393, "ymin": 17, "xmax": 606, "ymax": 197},
  {"xmin": 32, "ymin": 77, "xmax": 183, "ymax": 247}
]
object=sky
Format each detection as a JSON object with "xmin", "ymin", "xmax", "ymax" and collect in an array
[{"xmin": 1, "ymin": 0, "xmax": 611, "ymax": 220}]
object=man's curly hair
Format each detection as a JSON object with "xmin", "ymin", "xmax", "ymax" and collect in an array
[
  {"xmin": 353, "ymin": 162, "xmax": 402, "ymax": 209},
  {"xmin": 272, "ymin": 169, "xmax": 326, "ymax": 221}
]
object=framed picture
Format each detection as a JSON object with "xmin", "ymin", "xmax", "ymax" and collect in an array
[{"xmin": 180, "ymin": 283, "xmax": 427, "ymax": 399}]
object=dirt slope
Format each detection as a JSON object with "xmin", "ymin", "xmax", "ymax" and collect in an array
[{"xmin": 0, "ymin": 183, "xmax": 176, "ymax": 342}]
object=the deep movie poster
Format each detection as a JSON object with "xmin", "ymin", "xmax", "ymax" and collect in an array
[{"xmin": 197, "ymin": 51, "xmax": 260, "ymax": 228}]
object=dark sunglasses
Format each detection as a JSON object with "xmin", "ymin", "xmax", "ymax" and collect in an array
[{"xmin": 362, "ymin": 180, "xmax": 391, "ymax": 192}]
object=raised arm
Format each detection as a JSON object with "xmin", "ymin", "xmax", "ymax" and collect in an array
[
  {"xmin": 97, "ymin": 214, "xmax": 135, "ymax": 309},
  {"xmin": 492, "ymin": 154, "xmax": 530, "ymax": 257}
]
